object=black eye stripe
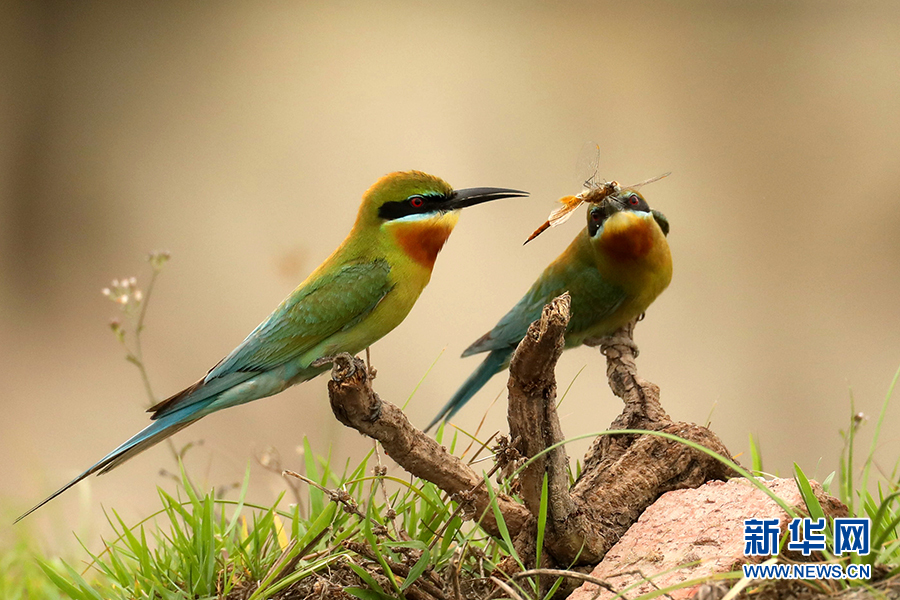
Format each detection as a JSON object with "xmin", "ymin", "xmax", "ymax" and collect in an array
[
  {"xmin": 378, "ymin": 194, "xmax": 447, "ymax": 220},
  {"xmin": 621, "ymin": 193, "xmax": 649, "ymax": 212},
  {"xmin": 588, "ymin": 208, "xmax": 605, "ymax": 236}
]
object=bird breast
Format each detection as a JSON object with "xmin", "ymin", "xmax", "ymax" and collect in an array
[{"xmin": 594, "ymin": 211, "xmax": 672, "ymax": 295}]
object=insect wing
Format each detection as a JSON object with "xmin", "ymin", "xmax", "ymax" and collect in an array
[
  {"xmin": 547, "ymin": 196, "xmax": 583, "ymax": 226},
  {"xmin": 574, "ymin": 141, "xmax": 602, "ymax": 191},
  {"xmin": 524, "ymin": 195, "xmax": 583, "ymax": 244},
  {"xmin": 621, "ymin": 172, "xmax": 671, "ymax": 191}
]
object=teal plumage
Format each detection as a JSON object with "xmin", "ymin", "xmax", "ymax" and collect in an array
[
  {"xmin": 427, "ymin": 191, "xmax": 671, "ymax": 431},
  {"xmin": 148, "ymin": 259, "xmax": 396, "ymax": 421}
]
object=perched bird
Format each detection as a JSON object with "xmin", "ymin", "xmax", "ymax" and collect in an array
[
  {"xmin": 17, "ymin": 171, "xmax": 526, "ymax": 522},
  {"xmin": 426, "ymin": 189, "xmax": 672, "ymax": 431}
]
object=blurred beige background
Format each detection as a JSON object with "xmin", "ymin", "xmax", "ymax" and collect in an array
[{"xmin": 2, "ymin": 2, "xmax": 899, "ymax": 547}]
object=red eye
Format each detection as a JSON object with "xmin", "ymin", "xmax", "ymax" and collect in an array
[
  {"xmin": 409, "ymin": 196, "xmax": 424, "ymax": 208},
  {"xmin": 629, "ymin": 196, "xmax": 639, "ymax": 206}
]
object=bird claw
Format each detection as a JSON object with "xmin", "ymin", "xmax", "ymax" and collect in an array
[
  {"xmin": 312, "ymin": 353, "xmax": 361, "ymax": 381},
  {"xmin": 311, "ymin": 355, "xmax": 337, "ymax": 368},
  {"xmin": 316, "ymin": 352, "xmax": 377, "ymax": 380},
  {"xmin": 314, "ymin": 353, "xmax": 380, "ymax": 421}
]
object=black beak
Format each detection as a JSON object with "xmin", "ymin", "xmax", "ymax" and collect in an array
[
  {"xmin": 601, "ymin": 196, "xmax": 625, "ymax": 219},
  {"xmin": 446, "ymin": 187, "xmax": 528, "ymax": 210}
]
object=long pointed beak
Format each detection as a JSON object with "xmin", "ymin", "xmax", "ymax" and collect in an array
[
  {"xmin": 446, "ymin": 187, "xmax": 528, "ymax": 210},
  {"xmin": 602, "ymin": 196, "xmax": 626, "ymax": 219}
]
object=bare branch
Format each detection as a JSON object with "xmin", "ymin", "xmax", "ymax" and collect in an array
[{"xmin": 321, "ymin": 354, "xmax": 531, "ymax": 539}]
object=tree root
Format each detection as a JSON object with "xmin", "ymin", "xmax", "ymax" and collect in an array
[{"xmin": 320, "ymin": 292, "xmax": 737, "ymax": 571}]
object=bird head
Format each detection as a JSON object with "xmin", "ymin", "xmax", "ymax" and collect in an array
[
  {"xmin": 354, "ymin": 171, "xmax": 527, "ymax": 268},
  {"xmin": 587, "ymin": 190, "xmax": 669, "ymax": 239},
  {"xmin": 353, "ymin": 171, "xmax": 526, "ymax": 226}
]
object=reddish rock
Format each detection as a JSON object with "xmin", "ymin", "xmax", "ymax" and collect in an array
[{"xmin": 568, "ymin": 478, "xmax": 848, "ymax": 600}]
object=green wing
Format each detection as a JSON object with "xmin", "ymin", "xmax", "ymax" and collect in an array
[
  {"xmin": 210, "ymin": 259, "xmax": 395, "ymax": 377},
  {"xmin": 147, "ymin": 259, "xmax": 395, "ymax": 420},
  {"xmin": 463, "ymin": 258, "xmax": 626, "ymax": 356}
]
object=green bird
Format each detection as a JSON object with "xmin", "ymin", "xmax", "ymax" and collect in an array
[
  {"xmin": 426, "ymin": 189, "xmax": 672, "ymax": 431},
  {"xmin": 18, "ymin": 171, "xmax": 526, "ymax": 522}
]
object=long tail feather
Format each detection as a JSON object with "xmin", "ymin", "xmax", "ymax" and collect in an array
[
  {"xmin": 14, "ymin": 409, "xmax": 199, "ymax": 523},
  {"xmin": 424, "ymin": 349, "xmax": 512, "ymax": 433}
]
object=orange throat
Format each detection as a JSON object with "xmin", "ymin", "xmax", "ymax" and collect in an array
[
  {"xmin": 598, "ymin": 214, "xmax": 657, "ymax": 261},
  {"xmin": 389, "ymin": 217, "xmax": 457, "ymax": 269}
]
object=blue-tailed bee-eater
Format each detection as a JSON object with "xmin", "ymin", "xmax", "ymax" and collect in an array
[
  {"xmin": 426, "ymin": 188, "xmax": 671, "ymax": 431},
  {"xmin": 17, "ymin": 171, "xmax": 526, "ymax": 522}
]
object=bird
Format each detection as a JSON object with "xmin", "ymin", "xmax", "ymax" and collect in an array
[
  {"xmin": 426, "ymin": 188, "xmax": 672, "ymax": 432},
  {"xmin": 17, "ymin": 170, "xmax": 527, "ymax": 522}
]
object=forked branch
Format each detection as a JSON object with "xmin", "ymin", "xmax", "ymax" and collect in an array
[{"xmin": 321, "ymin": 293, "xmax": 736, "ymax": 568}]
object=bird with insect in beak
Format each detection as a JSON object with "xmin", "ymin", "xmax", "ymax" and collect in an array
[
  {"xmin": 427, "ymin": 187, "xmax": 672, "ymax": 431},
  {"xmin": 17, "ymin": 170, "xmax": 527, "ymax": 522}
]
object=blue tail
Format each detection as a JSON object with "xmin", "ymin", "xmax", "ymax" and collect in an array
[
  {"xmin": 14, "ymin": 406, "xmax": 202, "ymax": 523},
  {"xmin": 425, "ymin": 348, "xmax": 512, "ymax": 433}
]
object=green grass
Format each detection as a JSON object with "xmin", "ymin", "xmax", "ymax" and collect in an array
[
  {"xmin": 738, "ymin": 366, "xmax": 900, "ymax": 595},
  {"xmin": 7, "ymin": 256, "xmax": 898, "ymax": 597},
  {"xmin": 0, "ymin": 536, "xmax": 69, "ymax": 600},
  {"xmin": 0, "ymin": 365, "xmax": 891, "ymax": 599},
  {"xmin": 34, "ymin": 464, "xmax": 340, "ymax": 600},
  {"xmin": 1, "ymin": 366, "xmax": 892, "ymax": 599},
  {"xmin": 23, "ymin": 429, "xmax": 527, "ymax": 599},
  {"xmin": 834, "ymin": 366, "xmax": 900, "ymax": 575}
]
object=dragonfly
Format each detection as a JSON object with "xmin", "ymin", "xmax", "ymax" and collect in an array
[{"xmin": 524, "ymin": 144, "xmax": 670, "ymax": 244}]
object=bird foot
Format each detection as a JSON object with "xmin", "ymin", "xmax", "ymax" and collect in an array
[
  {"xmin": 311, "ymin": 353, "xmax": 361, "ymax": 380},
  {"xmin": 314, "ymin": 353, "xmax": 382, "ymax": 422},
  {"xmin": 311, "ymin": 355, "xmax": 338, "ymax": 369},
  {"xmin": 312, "ymin": 352, "xmax": 376, "ymax": 379},
  {"xmin": 584, "ymin": 335, "xmax": 640, "ymax": 357}
]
